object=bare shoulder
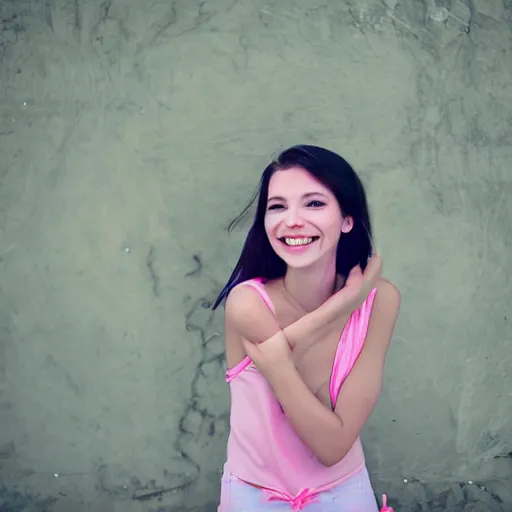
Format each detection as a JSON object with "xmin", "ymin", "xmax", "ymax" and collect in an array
[
  {"xmin": 367, "ymin": 277, "xmax": 401, "ymax": 339},
  {"xmin": 224, "ymin": 284, "xmax": 265, "ymax": 321},
  {"xmin": 225, "ymin": 283, "xmax": 280, "ymax": 344},
  {"xmin": 375, "ymin": 277, "xmax": 401, "ymax": 308}
]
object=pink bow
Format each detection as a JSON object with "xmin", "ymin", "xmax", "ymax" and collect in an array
[{"xmin": 267, "ymin": 487, "xmax": 320, "ymax": 511}]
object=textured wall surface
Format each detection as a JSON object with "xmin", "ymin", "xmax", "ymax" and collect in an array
[{"xmin": 0, "ymin": 0, "xmax": 511, "ymax": 511}]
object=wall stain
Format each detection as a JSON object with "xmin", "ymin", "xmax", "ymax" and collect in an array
[{"xmin": 146, "ymin": 245, "xmax": 161, "ymax": 297}]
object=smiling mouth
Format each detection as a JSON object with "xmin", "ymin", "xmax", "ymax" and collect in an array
[{"xmin": 279, "ymin": 236, "xmax": 320, "ymax": 247}]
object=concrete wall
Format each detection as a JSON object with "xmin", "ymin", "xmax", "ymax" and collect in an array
[{"xmin": 0, "ymin": 1, "xmax": 510, "ymax": 510}]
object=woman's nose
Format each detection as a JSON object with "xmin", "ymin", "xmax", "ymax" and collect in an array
[{"xmin": 285, "ymin": 208, "xmax": 305, "ymax": 227}]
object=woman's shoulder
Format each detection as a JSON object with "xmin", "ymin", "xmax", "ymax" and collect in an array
[
  {"xmin": 375, "ymin": 277, "xmax": 400, "ymax": 301},
  {"xmin": 370, "ymin": 277, "xmax": 401, "ymax": 318},
  {"xmin": 224, "ymin": 280, "xmax": 281, "ymax": 344},
  {"xmin": 225, "ymin": 279, "xmax": 265, "ymax": 311},
  {"xmin": 226, "ymin": 277, "xmax": 282, "ymax": 309}
]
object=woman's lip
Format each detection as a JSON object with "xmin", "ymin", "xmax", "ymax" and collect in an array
[{"xmin": 279, "ymin": 235, "xmax": 319, "ymax": 239}]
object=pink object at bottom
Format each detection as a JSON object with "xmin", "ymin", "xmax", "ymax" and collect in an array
[{"xmin": 379, "ymin": 493, "xmax": 394, "ymax": 511}]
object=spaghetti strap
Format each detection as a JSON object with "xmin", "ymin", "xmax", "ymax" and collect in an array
[{"xmin": 240, "ymin": 278, "xmax": 276, "ymax": 316}]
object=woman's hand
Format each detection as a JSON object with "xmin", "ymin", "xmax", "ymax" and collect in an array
[
  {"xmin": 333, "ymin": 253, "xmax": 382, "ymax": 314},
  {"xmin": 241, "ymin": 331, "xmax": 293, "ymax": 383}
]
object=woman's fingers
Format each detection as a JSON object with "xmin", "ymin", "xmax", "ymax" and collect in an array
[{"xmin": 363, "ymin": 253, "xmax": 382, "ymax": 287}]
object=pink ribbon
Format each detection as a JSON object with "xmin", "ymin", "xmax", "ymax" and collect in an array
[{"xmin": 266, "ymin": 487, "xmax": 320, "ymax": 511}]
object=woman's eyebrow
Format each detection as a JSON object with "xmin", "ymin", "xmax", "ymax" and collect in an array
[{"xmin": 267, "ymin": 192, "xmax": 328, "ymax": 202}]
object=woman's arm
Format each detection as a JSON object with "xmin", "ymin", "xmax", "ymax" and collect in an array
[
  {"xmin": 242, "ymin": 278, "xmax": 401, "ymax": 466},
  {"xmin": 225, "ymin": 283, "xmax": 350, "ymax": 349},
  {"xmin": 226, "ymin": 256, "xmax": 382, "ymax": 350}
]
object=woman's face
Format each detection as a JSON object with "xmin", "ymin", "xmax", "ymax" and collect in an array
[{"xmin": 264, "ymin": 167, "xmax": 352, "ymax": 269}]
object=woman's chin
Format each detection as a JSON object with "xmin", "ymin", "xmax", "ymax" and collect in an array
[
  {"xmin": 275, "ymin": 252, "xmax": 319, "ymax": 269},
  {"xmin": 272, "ymin": 243, "xmax": 338, "ymax": 271}
]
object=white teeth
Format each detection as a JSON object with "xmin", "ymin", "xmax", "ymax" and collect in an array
[{"xmin": 284, "ymin": 237, "xmax": 314, "ymax": 246}]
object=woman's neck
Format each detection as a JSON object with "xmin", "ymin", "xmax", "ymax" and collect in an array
[{"xmin": 282, "ymin": 257, "xmax": 340, "ymax": 313}]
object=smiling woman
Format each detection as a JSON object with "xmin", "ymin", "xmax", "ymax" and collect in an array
[
  {"xmin": 264, "ymin": 167, "xmax": 352, "ymax": 268},
  {"xmin": 212, "ymin": 145, "xmax": 400, "ymax": 512}
]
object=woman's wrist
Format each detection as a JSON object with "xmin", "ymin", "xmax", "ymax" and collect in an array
[{"xmin": 322, "ymin": 289, "xmax": 354, "ymax": 320}]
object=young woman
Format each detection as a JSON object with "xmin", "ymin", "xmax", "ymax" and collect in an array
[{"xmin": 212, "ymin": 145, "xmax": 401, "ymax": 511}]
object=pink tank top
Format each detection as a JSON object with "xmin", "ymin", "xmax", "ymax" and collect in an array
[{"xmin": 224, "ymin": 278, "xmax": 378, "ymax": 501}]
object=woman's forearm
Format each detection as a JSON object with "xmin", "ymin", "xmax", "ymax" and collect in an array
[
  {"xmin": 281, "ymin": 292, "xmax": 351, "ymax": 348},
  {"xmin": 281, "ymin": 258, "xmax": 380, "ymax": 347},
  {"xmin": 268, "ymin": 362, "xmax": 349, "ymax": 466}
]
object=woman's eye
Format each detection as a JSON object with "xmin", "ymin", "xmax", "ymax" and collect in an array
[
  {"xmin": 268, "ymin": 204, "xmax": 283, "ymax": 210},
  {"xmin": 307, "ymin": 200, "xmax": 325, "ymax": 208}
]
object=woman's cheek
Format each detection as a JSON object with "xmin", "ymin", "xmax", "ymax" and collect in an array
[{"xmin": 264, "ymin": 215, "xmax": 278, "ymax": 236}]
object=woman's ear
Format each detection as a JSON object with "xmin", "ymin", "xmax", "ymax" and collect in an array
[{"xmin": 341, "ymin": 216, "xmax": 354, "ymax": 234}]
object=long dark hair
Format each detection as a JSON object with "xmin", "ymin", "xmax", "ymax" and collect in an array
[{"xmin": 212, "ymin": 144, "xmax": 373, "ymax": 310}]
